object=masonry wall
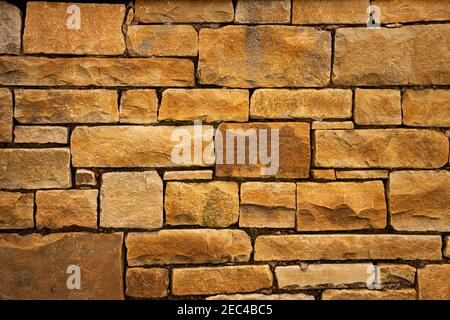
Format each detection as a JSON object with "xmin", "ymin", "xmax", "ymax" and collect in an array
[{"xmin": 0, "ymin": 0, "xmax": 449, "ymax": 300}]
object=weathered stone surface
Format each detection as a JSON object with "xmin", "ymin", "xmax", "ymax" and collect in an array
[
  {"xmin": 126, "ymin": 229, "xmax": 251, "ymax": 266},
  {"xmin": 293, "ymin": 0, "xmax": 369, "ymax": 24},
  {"xmin": 172, "ymin": 265, "xmax": 273, "ymax": 296},
  {"xmin": 446, "ymin": 237, "xmax": 450, "ymax": 258},
  {"xmin": 101, "ymin": 171, "xmax": 162, "ymax": 229},
  {"xmin": 240, "ymin": 182, "xmax": 296, "ymax": 228},
  {"xmin": 374, "ymin": 0, "xmax": 450, "ymax": 23},
  {"xmin": 0, "ymin": 149, "xmax": 71, "ymax": 189},
  {"xmin": 127, "ymin": 25, "xmax": 198, "ymax": 56},
  {"xmin": 15, "ymin": 90, "xmax": 119, "ymax": 124},
  {"xmin": 389, "ymin": 170, "xmax": 450, "ymax": 232},
  {"xmin": 165, "ymin": 182, "xmax": 238, "ymax": 227},
  {"xmin": 403, "ymin": 90, "xmax": 450, "ymax": 127},
  {"xmin": 14, "ymin": 126, "xmax": 68, "ymax": 144},
  {"xmin": 336, "ymin": 170, "xmax": 389, "ymax": 180},
  {"xmin": 126, "ymin": 268, "xmax": 168, "ymax": 298},
  {"xmin": 75, "ymin": 169, "xmax": 96, "ymax": 186},
  {"xmin": 135, "ymin": 0, "xmax": 234, "ymax": 23},
  {"xmin": 159, "ymin": 89, "xmax": 249, "ymax": 123},
  {"xmin": 199, "ymin": 26, "xmax": 331, "ymax": 88},
  {"xmin": 379, "ymin": 264, "xmax": 416, "ymax": 289},
  {"xmin": 355, "ymin": 89, "xmax": 401, "ymax": 125},
  {"xmin": 0, "ymin": 57, "xmax": 194, "ymax": 87},
  {"xmin": 276, "ymin": 264, "xmax": 373, "ymax": 289},
  {"xmin": 163, "ymin": 170, "xmax": 213, "ymax": 181},
  {"xmin": 208, "ymin": 293, "xmax": 314, "ymax": 300},
  {"xmin": 24, "ymin": 2, "xmax": 125, "ymax": 55},
  {"xmin": 0, "ymin": 1, "xmax": 21, "ymax": 54},
  {"xmin": 0, "ymin": 192, "xmax": 34, "ymax": 229},
  {"xmin": 36, "ymin": 190, "xmax": 98, "ymax": 229},
  {"xmin": 216, "ymin": 122, "xmax": 310, "ymax": 178},
  {"xmin": 119, "ymin": 90, "xmax": 158, "ymax": 124},
  {"xmin": 312, "ymin": 169, "xmax": 336, "ymax": 180},
  {"xmin": 314, "ymin": 129, "xmax": 449, "ymax": 168},
  {"xmin": 71, "ymin": 126, "xmax": 214, "ymax": 168},
  {"xmin": 322, "ymin": 289, "xmax": 417, "ymax": 300},
  {"xmin": 251, "ymin": 89, "xmax": 352, "ymax": 120},
  {"xmin": 0, "ymin": 89, "xmax": 12, "ymax": 142},
  {"xmin": 418, "ymin": 265, "xmax": 450, "ymax": 300},
  {"xmin": 0, "ymin": 232, "xmax": 123, "ymax": 299},
  {"xmin": 235, "ymin": 0, "xmax": 291, "ymax": 24},
  {"xmin": 333, "ymin": 25, "xmax": 450, "ymax": 85},
  {"xmin": 254, "ymin": 235, "xmax": 442, "ymax": 261},
  {"xmin": 312, "ymin": 122, "xmax": 354, "ymax": 130},
  {"xmin": 297, "ymin": 181, "xmax": 387, "ymax": 231}
]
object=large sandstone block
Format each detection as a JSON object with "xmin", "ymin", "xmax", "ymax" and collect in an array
[
  {"xmin": 216, "ymin": 122, "xmax": 310, "ymax": 178},
  {"xmin": 0, "ymin": 192, "xmax": 34, "ymax": 229},
  {"xmin": 0, "ymin": 88, "xmax": 12, "ymax": 142},
  {"xmin": 0, "ymin": 57, "xmax": 194, "ymax": 87},
  {"xmin": 0, "ymin": 149, "xmax": 71, "ymax": 189},
  {"xmin": 254, "ymin": 235, "xmax": 442, "ymax": 261},
  {"xmin": 172, "ymin": 265, "xmax": 273, "ymax": 296},
  {"xmin": 235, "ymin": 0, "xmax": 291, "ymax": 24},
  {"xmin": 71, "ymin": 126, "xmax": 214, "ymax": 168},
  {"xmin": 164, "ymin": 182, "xmax": 239, "ymax": 227},
  {"xmin": 100, "ymin": 171, "xmax": 162, "ymax": 229},
  {"xmin": 126, "ymin": 229, "xmax": 251, "ymax": 266},
  {"xmin": 0, "ymin": 1, "xmax": 21, "ymax": 54},
  {"xmin": 159, "ymin": 89, "xmax": 249, "ymax": 123},
  {"xmin": 198, "ymin": 26, "xmax": 331, "ymax": 88},
  {"xmin": 296, "ymin": 181, "xmax": 387, "ymax": 231},
  {"xmin": 14, "ymin": 126, "xmax": 68, "ymax": 144},
  {"xmin": 0, "ymin": 233, "xmax": 124, "ymax": 299},
  {"xmin": 293, "ymin": 0, "xmax": 369, "ymax": 24},
  {"xmin": 322, "ymin": 289, "xmax": 417, "ymax": 300},
  {"xmin": 403, "ymin": 90, "xmax": 450, "ymax": 127},
  {"xmin": 354, "ymin": 89, "xmax": 402, "ymax": 125},
  {"xmin": 314, "ymin": 129, "xmax": 449, "ymax": 168},
  {"xmin": 126, "ymin": 268, "xmax": 168, "ymax": 298},
  {"xmin": 135, "ymin": 0, "xmax": 234, "ymax": 23},
  {"xmin": 374, "ymin": 0, "xmax": 450, "ymax": 23},
  {"xmin": 333, "ymin": 25, "xmax": 450, "ymax": 85},
  {"xmin": 119, "ymin": 90, "xmax": 158, "ymax": 124},
  {"xmin": 418, "ymin": 265, "xmax": 450, "ymax": 300},
  {"xmin": 15, "ymin": 90, "xmax": 118, "ymax": 124},
  {"xmin": 389, "ymin": 170, "xmax": 450, "ymax": 231},
  {"xmin": 250, "ymin": 89, "xmax": 352, "ymax": 120},
  {"xmin": 24, "ymin": 2, "xmax": 125, "ymax": 55}
]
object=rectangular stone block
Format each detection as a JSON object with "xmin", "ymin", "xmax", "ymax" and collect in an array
[
  {"xmin": 403, "ymin": 89, "xmax": 450, "ymax": 127},
  {"xmin": 374, "ymin": 0, "xmax": 450, "ymax": 23},
  {"xmin": 293, "ymin": 0, "xmax": 369, "ymax": 24},
  {"xmin": 0, "ymin": 1, "xmax": 21, "ymax": 54},
  {"xmin": 14, "ymin": 126, "xmax": 68, "ymax": 144},
  {"xmin": 0, "ymin": 88, "xmax": 12, "ymax": 142},
  {"xmin": 235, "ymin": 0, "xmax": 291, "ymax": 24},
  {"xmin": 0, "ymin": 192, "xmax": 34, "ymax": 229},
  {"xmin": 379, "ymin": 264, "xmax": 416, "ymax": 289},
  {"xmin": 126, "ymin": 268, "xmax": 168, "ymax": 298},
  {"xmin": 355, "ymin": 89, "xmax": 402, "ymax": 125},
  {"xmin": 207, "ymin": 293, "xmax": 314, "ymax": 300},
  {"xmin": 418, "ymin": 265, "xmax": 450, "ymax": 300},
  {"xmin": 119, "ymin": 89, "xmax": 158, "ymax": 124},
  {"xmin": 336, "ymin": 170, "xmax": 389, "ymax": 180},
  {"xmin": 312, "ymin": 122, "xmax": 354, "ymax": 130},
  {"xmin": 199, "ymin": 26, "xmax": 331, "ymax": 88},
  {"xmin": 322, "ymin": 289, "xmax": 417, "ymax": 300},
  {"xmin": 163, "ymin": 170, "xmax": 213, "ymax": 181}
]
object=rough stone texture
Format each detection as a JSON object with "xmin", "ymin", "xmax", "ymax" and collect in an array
[
  {"xmin": 216, "ymin": 122, "xmax": 310, "ymax": 178},
  {"xmin": 254, "ymin": 235, "xmax": 442, "ymax": 261},
  {"xmin": 389, "ymin": 170, "xmax": 450, "ymax": 232},
  {"xmin": 0, "ymin": 57, "xmax": 194, "ymax": 87},
  {"xmin": 336, "ymin": 170, "xmax": 389, "ymax": 180},
  {"xmin": 355, "ymin": 89, "xmax": 402, "ymax": 125},
  {"xmin": 240, "ymin": 182, "xmax": 296, "ymax": 228},
  {"xmin": 0, "ymin": 192, "xmax": 34, "ymax": 230},
  {"xmin": 14, "ymin": 126, "xmax": 68, "ymax": 144},
  {"xmin": 71, "ymin": 126, "xmax": 214, "ymax": 168},
  {"xmin": 293, "ymin": 0, "xmax": 369, "ymax": 24},
  {"xmin": 0, "ymin": 89, "xmax": 12, "ymax": 142},
  {"xmin": 126, "ymin": 229, "xmax": 251, "ymax": 266},
  {"xmin": 24, "ymin": 2, "xmax": 125, "ymax": 55},
  {"xmin": 333, "ymin": 25, "xmax": 450, "ymax": 86},
  {"xmin": 165, "ymin": 182, "xmax": 239, "ymax": 227},
  {"xmin": 276, "ymin": 264, "xmax": 373, "ymax": 289},
  {"xmin": 314, "ymin": 129, "xmax": 449, "ymax": 168},
  {"xmin": 36, "ymin": 190, "xmax": 98, "ymax": 229},
  {"xmin": 159, "ymin": 89, "xmax": 249, "ymax": 123},
  {"xmin": 418, "ymin": 265, "xmax": 450, "ymax": 300},
  {"xmin": 296, "ymin": 181, "xmax": 387, "ymax": 231},
  {"xmin": 163, "ymin": 170, "xmax": 213, "ymax": 181},
  {"xmin": 15, "ymin": 90, "xmax": 119, "ymax": 124},
  {"xmin": 100, "ymin": 171, "xmax": 162, "ymax": 229},
  {"xmin": 446, "ymin": 237, "xmax": 450, "ymax": 258},
  {"xmin": 235, "ymin": 0, "xmax": 291, "ymax": 24},
  {"xmin": 312, "ymin": 122, "xmax": 354, "ymax": 130},
  {"xmin": 172, "ymin": 265, "xmax": 273, "ymax": 296},
  {"xmin": 127, "ymin": 25, "xmax": 198, "ymax": 56},
  {"xmin": 250, "ymin": 89, "xmax": 352, "ymax": 120},
  {"xmin": 312, "ymin": 169, "xmax": 336, "ymax": 180},
  {"xmin": 0, "ymin": 148, "xmax": 71, "ymax": 189},
  {"xmin": 0, "ymin": 1, "xmax": 21, "ymax": 54},
  {"xmin": 379, "ymin": 264, "xmax": 416, "ymax": 289},
  {"xmin": 126, "ymin": 268, "xmax": 168, "ymax": 298},
  {"xmin": 199, "ymin": 26, "xmax": 331, "ymax": 88},
  {"xmin": 374, "ymin": 0, "xmax": 450, "ymax": 23},
  {"xmin": 75, "ymin": 169, "xmax": 96, "ymax": 186},
  {"xmin": 403, "ymin": 89, "xmax": 450, "ymax": 127},
  {"xmin": 322, "ymin": 289, "xmax": 417, "ymax": 300},
  {"xmin": 119, "ymin": 90, "xmax": 158, "ymax": 124},
  {"xmin": 208, "ymin": 293, "xmax": 314, "ymax": 300},
  {"xmin": 0, "ymin": 232, "xmax": 124, "ymax": 299},
  {"xmin": 135, "ymin": 0, "xmax": 234, "ymax": 23}
]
